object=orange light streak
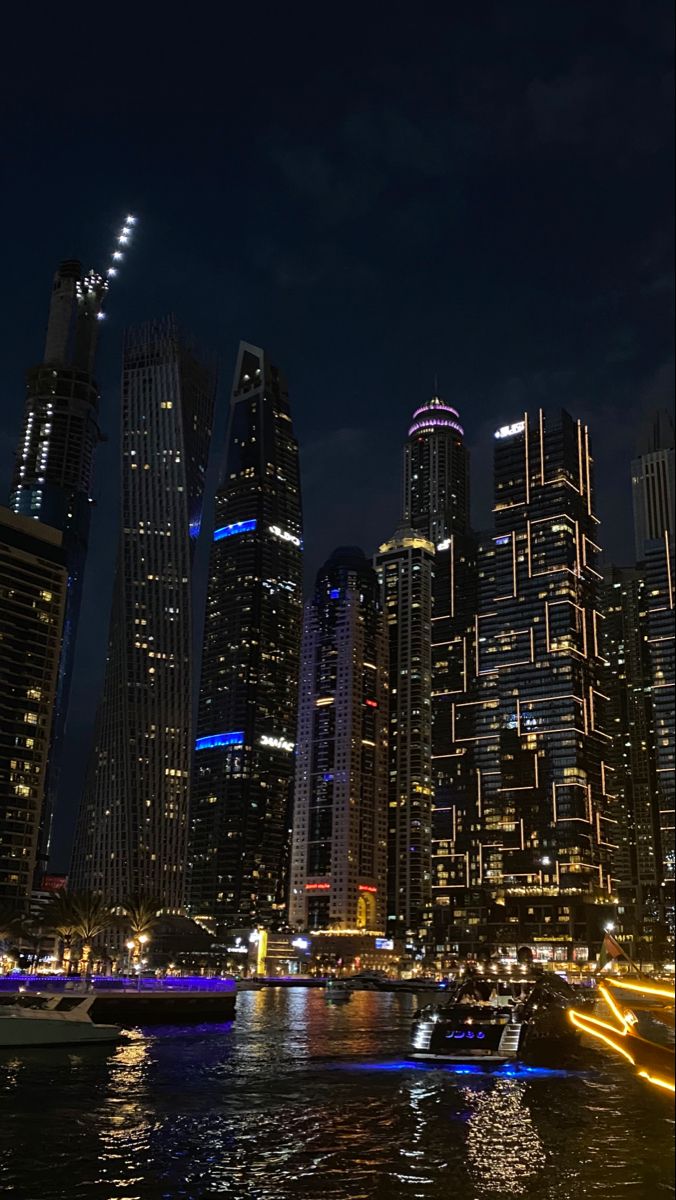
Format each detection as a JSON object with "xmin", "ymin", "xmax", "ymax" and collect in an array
[{"xmin": 638, "ymin": 1070, "xmax": 675, "ymax": 1094}]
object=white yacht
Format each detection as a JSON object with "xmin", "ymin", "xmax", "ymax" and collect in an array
[{"xmin": 0, "ymin": 994, "xmax": 121, "ymax": 1048}]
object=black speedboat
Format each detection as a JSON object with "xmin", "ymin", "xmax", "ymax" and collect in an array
[{"xmin": 410, "ymin": 967, "xmax": 583, "ymax": 1063}]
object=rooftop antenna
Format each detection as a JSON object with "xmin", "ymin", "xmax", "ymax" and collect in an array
[{"xmin": 433, "ymin": 372, "xmax": 439, "ymax": 399}]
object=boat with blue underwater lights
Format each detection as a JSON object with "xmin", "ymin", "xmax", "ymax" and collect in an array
[{"xmin": 410, "ymin": 966, "xmax": 585, "ymax": 1064}]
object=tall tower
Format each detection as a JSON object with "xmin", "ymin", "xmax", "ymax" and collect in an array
[
  {"xmin": 71, "ymin": 318, "xmax": 215, "ymax": 909},
  {"xmin": 400, "ymin": 394, "xmax": 478, "ymax": 948},
  {"xmin": 403, "ymin": 396, "xmax": 469, "ymax": 542},
  {"xmin": 0, "ymin": 509, "xmax": 67, "ymax": 906},
  {"xmin": 289, "ymin": 548, "xmax": 389, "ymax": 933},
  {"xmin": 600, "ymin": 565, "xmax": 661, "ymax": 940},
  {"xmin": 9, "ymin": 262, "xmax": 106, "ymax": 875},
  {"xmin": 375, "ymin": 529, "xmax": 434, "ymax": 940},
  {"xmin": 462, "ymin": 411, "xmax": 615, "ymax": 952},
  {"xmin": 9, "ymin": 218, "xmax": 136, "ymax": 877},
  {"xmin": 630, "ymin": 410, "xmax": 674, "ymax": 927},
  {"xmin": 645, "ymin": 531, "xmax": 675, "ymax": 925},
  {"xmin": 631, "ymin": 408, "xmax": 674, "ymax": 560},
  {"xmin": 189, "ymin": 343, "xmax": 303, "ymax": 931}
]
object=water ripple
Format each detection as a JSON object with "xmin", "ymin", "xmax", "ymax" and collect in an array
[{"xmin": 0, "ymin": 990, "xmax": 673, "ymax": 1199}]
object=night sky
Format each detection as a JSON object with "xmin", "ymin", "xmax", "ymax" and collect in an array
[{"xmin": 1, "ymin": 3, "xmax": 673, "ymax": 868}]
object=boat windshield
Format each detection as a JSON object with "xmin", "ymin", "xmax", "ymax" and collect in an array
[{"xmin": 454, "ymin": 977, "xmax": 531, "ymax": 1005}]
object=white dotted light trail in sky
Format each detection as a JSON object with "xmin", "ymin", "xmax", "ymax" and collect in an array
[{"xmin": 78, "ymin": 214, "xmax": 139, "ymax": 320}]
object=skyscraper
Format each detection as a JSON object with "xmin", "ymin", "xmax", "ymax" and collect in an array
[
  {"xmin": 401, "ymin": 394, "xmax": 478, "ymax": 947},
  {"xmin": 645, "ymin": 531, "xmax": 675, "ymax": 924},
  {"xmin": 630, "ymin": 409, "xmax": 674, "ymax": 927},
  {"xmin": 375, "ymin": 528, "xmax": 434, "ymax": 940},
  {"xmin": 289, "ymin": 547, "xmax": 389, "ymax": 933},
  {"xmin": 441, "ymin": 411, "xmax": 615, "ymax": 956},
  {"xmin": 403, "ymin": 396, "xmax": 469, "ymax": 543},
  {"xmin": 0, "ymin": 508, "xmax": 67, "ymax": 905},
  {"xmin": 601, "ymin": 565, "xmax": 661, "ymax": 938},
  {"xmin": 479, "ymin": 412, "xmax": 614, "ymax": 948},
  {"xmin": 631, "ymin": 408, "xmax": 675, "ymax": 560},
  {"xmin": 189, "ymin": 343, "xmax": 303, "ymax": 931},
  {"xmin": 71, "ymin": 318, "xmax": 215, "ymax": 909},
  {"xmin": 9, "ymin": 259, "xmax": 108, "ymax": 873},
  {"xmin": 428, "ymin": 528, "xmax": 479, "ymax": 946}
]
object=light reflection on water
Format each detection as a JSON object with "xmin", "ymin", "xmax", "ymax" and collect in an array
[{"xmin": 0, "ymin": 988, "xmax": 673, "ymax": 1199}]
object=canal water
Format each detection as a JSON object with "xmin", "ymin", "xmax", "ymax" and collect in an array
[{"xmin": 0, "ymin": 988, "xmax": 673, "ymax": 1199}]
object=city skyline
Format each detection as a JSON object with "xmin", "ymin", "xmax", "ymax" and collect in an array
[
  {"xmin": 5, "ymin": 360, "xmax": 672, "ymax": 888},
  {"xmin": 3, "ymin": 327, "xmax": 670, "ymax": 954},
  {"xmin": 1, "ymin": 10, "xmax": 671, "ymax": 872},
  {"xmin": 0, "ymin": 10, "xmax": 672, "ymax": 1196}
]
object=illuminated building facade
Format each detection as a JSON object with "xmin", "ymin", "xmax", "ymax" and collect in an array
[
  {"xmin": 401, "ymin": 394, "xmax": 479, "ymax": 945},
  {"xmin": 631, "ymin": 408, "xmax": 674, "ymax": 560},
  {"xmin": 189, "ymin": 343, "xmax": 303, "ymax": 930},
  {"xmin": 9, "ymin": 260, "xmax": 108, "ymax": 871},
  {"xmin": 72, "ymin": 318, "xmax": 215, "ymax": 909},
  {"xmin": 0, "ymin": 509, "xmax": 67, "ymax": 904},
  {"xmin": 645, "ymin": 532, "xmax": 675, "ymax": 922},
  {"xmin": 403, "ymin": 395, "xmax": 469, "ymax": 544},
  {"xmin": 429, "ymin": 529, "xmax": 479, "ymax": 943},
  {"xmin": 289, "ymin": 547, "xmax": 388, "ymax": 933},
  {"xmin": 375, "ymin": 528, "xmax": 434, "ymax": 940},
  {"xmin": 601, "ymin": 565, "xmax": 661, "ymax": 938},
  {"xmin": 445, "ymin": 411, "xmax": 615, "ymax": 954}
]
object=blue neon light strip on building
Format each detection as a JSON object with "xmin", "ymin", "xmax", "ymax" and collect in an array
[
  {"xmin": 195, "ymin": 731, "xmax": 245, "ymax": 751},
  {"xmin": 213, "ymin": 519, "xmax": 257, "ymax": 542}
]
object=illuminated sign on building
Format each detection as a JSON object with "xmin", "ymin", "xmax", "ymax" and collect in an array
[
  {"xmin": 375, "ymin": 938, "xmax": 393, "ymax": 950},
  {"xmin": 41, "ymin": 874, "xmax": 68, "ymax": 892},
  {"xmin": 305, "ymin": 882, "xmax": 330, "ymax": 891},
  {"xmin": 259, "ymin": 734, "xmax": 294, "ymax": 753},
  {"xmin": 358, "ymin": 883, "xmax": 377, "ymax": 894},
  {"xmin": 195, "ymin": 731, "xmax": 244, "ymax": 751},
  {"xmin": 437, "ymin": 538, "xmax": 451, "ymax": 552},
  {"xmin": 494, "ymin": 421, "xmax": 525, "ymax": 440},
  {"xmin": 213, "ymin": 519, "xmax": 257, "ymax": 541},
  {"xmin": 269, "ymin": 524, "xmax": 302, "ymax": 548}
]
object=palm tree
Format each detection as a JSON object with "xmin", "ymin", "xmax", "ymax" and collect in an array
[
  {"xmin": 120, "ymin": 894, "xmax": 161, "ymax": 969},
  {"xmin": 69, "ymin": 892, "xmax": 115, "ymax": 982},
  {"xmin": 0, "ymin": 905, "xmax": 21, "ymax": 971},
  {"xmin": 43, "ymin": 893, "xmax": 79, "ymax": 972},
  {"xmin": 0, "ymin": 904, "xmax": 21, "ymax": 941}
]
